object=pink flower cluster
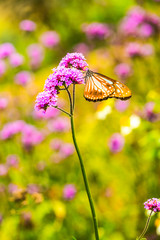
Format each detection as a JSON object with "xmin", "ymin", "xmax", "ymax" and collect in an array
[
  {"xmin": 125, "ymin": 42, "xmax": 154, "ymax": 57},
  {"xmin": 40, "ymin": 31, "xmax": 60, "ymax": 48},
  {"xmin": 35, "ymin": 52, "xmax": 88, "ymax": 112},
  {"xmin": 119, "ymin": 6, "xmax": 160, "ymax": 38},
  {"xmin": 59, "ymin": 53, "xmax": 88, "ymax": 70},
  {"xmin": 0, "ymin": 120, "xmax": 44, "ymax": 148},
  {"xmin": 108, "ymin": 133, "xmax": 125, "ymax": 153},
  {"xmin": 144, "ymin": 198, "xmax": 160, "ymax": 212},
  {"xmin": 19, "ymin": 20, "xmax": 36, "ymax": 32},
  {"xmin": 82, "ymin": 22, "xmax": 111, "ymax": 40},
  {"xmin": 114, "ymin": 63, "xmax": 132, "ymax": 79},
  {"xmin": 63, "ymin": 184, "xmax": 77, "ymax": 200}
]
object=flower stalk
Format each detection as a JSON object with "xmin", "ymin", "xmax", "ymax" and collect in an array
[
  {"xmin": 136, "ymin": 210, "xmax": 153, "ymax": 240},
  {"xmin": 65, "ymin": 86, "xmax": 99, "ymax": 240}
]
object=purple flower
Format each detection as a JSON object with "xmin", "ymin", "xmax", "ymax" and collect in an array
[
  {"xmin": 63, "ymin": 184, "xmax": 77, "ymax": 200},
  {"xmin": 27, "ymin": 44, "xmax": 44, "ymax": 69},
  {"xmin": 19, "ymin": 20, "xmax": 36, "ymax": 32},
  {"xmin": 119, "ymin": 7, "xmax": 145, "ymax": 35},
  {"xmin": 40, "ymin": 31, "xmax": 60, "ymax": 48},
  {"xmin": 6, "ymin": 154, "xmax": 19, "ymax": 168},
  {"xmin": 144, "ymin": 198, "xmax": 160, "ymax": 212},
  {"xmin": 21, "ymin": 124, "xmax": 44, "ymax": 149},
  {"xmin": 60, "ymin": 143, "xmax": 75, "ymax": 158},
  {"xmin": 9, "ymin": 53, "xmax": 24, "ymax": 67},
  {"xmin": 14, "ymin": 71, "xmax": 32, "ymax": 86},
  {"xmin": 0, "ymin": 164, "xmax": 8, "ymax": 176},
  {"xmin": 35, "ymin": 91, "xmax": 57, "ymax": 112},
  {"xmin": 115, "ymin": 100, "xmax": 130, "ymax": 112},
  {"xmin": 0, "ymin": 43, "xmax": 15, "ymax": 58},
  {"xmin": 114, "ymin": 63, "xmax": 132, "ymax": 79},
  {"xmin": 59, "ymin": 53, "xmax": 88, "ymax": 71},
  {"xmin": 50, "ymin": 138, "xmax": 63, "ymax": 150},
  {"xmin": 138, "ymin": 23, "xmax": 154, "ymax": 38},
  {"xmin": 108, "ymin": 133, "xmax": 125, "ymax": 153},
  {"xmin": 140, "ymin": 44, "xmax": 154, "ymax": 56},
  {"xmin": 125, "ymin": 42, "xmax": 154, "ymax": 57},
  {"xmin": 44, "ymin": 66, "xmax": 84, "ymax": 94},
  {"xmin": 143, "ymin": 102, "xmax": 159, "ymax": 122},
  {"xmin": 48, "ymin": 117, "xmax": 70, "ymax": 132},
  {"xmin": 0, "ymin": 97, "xmax": 8, "ymax": 109},
  {"xmin": 0, "ymin": 120, "xmax": 25, "ymax": 140},
  {"xmin": 0, "ymin": 60, "xmax": 6, "ymax": 77},
  {"xmin": 82, "ymin": 22, "xmax": 111, "ymax": 40}
]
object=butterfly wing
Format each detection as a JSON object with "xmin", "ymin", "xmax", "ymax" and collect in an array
[
  {"xmin": 84, "ymin": 71, "xmax": 132, "ymax": 102},
  {"xmin": 109, "ymin": 81, "xmax": 132, "ymax": 100},
  {"xmin": 84, "ymin": 74, "xmax": 115, "ymax": 102}
]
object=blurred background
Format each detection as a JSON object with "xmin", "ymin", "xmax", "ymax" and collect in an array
[{"xmin": 0, "ymin": 0, "xmax": 160, "ymax": 239}]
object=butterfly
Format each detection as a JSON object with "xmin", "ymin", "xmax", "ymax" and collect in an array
[{"xmin": 84, "ymin": 69, "xmax": 132, "ymax": 102}]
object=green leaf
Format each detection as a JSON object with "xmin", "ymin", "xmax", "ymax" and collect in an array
[{"xmin": 72, "ymin": 237, "xmax": 77, "ymax": 240}]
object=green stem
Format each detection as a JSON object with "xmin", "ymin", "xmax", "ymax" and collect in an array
[
  {"xmin": 55, "ymin": 106, "xmax": 71, "ymax": 117},
  {"xmin": 70, "ymin": 115, "xmax": 99, "ymax": 240},
  {"xmin": 137, "ymin": 211, "xmax": 153, "ymax": 240}
]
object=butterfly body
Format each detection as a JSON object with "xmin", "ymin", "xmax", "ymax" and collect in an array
[{"xmin": 84, "ymin": 69, "xmax": 132, "ymax": 102}]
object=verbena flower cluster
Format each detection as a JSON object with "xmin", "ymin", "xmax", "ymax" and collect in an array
[
  {"xmin": 144, "ymin": 198, "xmax": 160, "ymax": 212},
  {"xmin": 82, "ymin": 22, "xmax": 111, "ymax": 40},
  {"xmin": 120, "ymin": 6, "xmax": 160, "ymax": 38},
  {"xmin": 35, "ymin": 53, "xmax": 88, "ymax": 112}
]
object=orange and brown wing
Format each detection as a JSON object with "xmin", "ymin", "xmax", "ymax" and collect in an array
[
  {"xmin": 109, "ymin": 81, "xmax": 132, "ymax": 100},
  {"xmin": 84, "ymin": 74, "xmax": 115, "ymax": 102}
]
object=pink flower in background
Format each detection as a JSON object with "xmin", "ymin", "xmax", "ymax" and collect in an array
[
  {"xmin": 19, "ymin": 20, "xmax": 36, "ymax": 32},
  {"xmin": 14, "ymin": 71, "xmax": 32, "ymax": 86},
  {"xmin": 40, "ymin": 31, "xmax": 60, "ymax": 48},
  {"xmin": 9, "ymin": 53, "xmax": 24, "ymax": 67},
  {"xmin": 8, "ymin": 183, "xmax": 19, "ymax": 194},
  {"xmin": 60, "ymin": 143, "xmax": 74, "ymax": 158},
  {"xmin": 0, "ymin": 214, "xmax": 3, "ymax": 224},
  {"xmin": 0, "ymin": 164, "xmax": 8, "ymax": 176},
  {"xmin": 50, "ymin": 138, "xmax": 63, "ymax": 150},
  {"xmin": 82, "ymin": 22, "xmax": 111, "ymax": 40},
  {"xmin": 0, "ymin": 43, "xmax": 15, "ymax": 58},
  {"xmin": 144, "ymin": 198, "xmax": 160, "ymax": 212},
  {"xmin": 27, "ymin": 44, "xmax": 44, "ymax": 69},
  {"xmin": 33, "ymin": 106, "xmax": 59, "ymax": 119},
  {"xmin": 141, "ymin": 44, "xmax": 154, "ymax": 56},
  {"xmin": 108, "ymin": 133, "xmax": 125, "ymax": 153},
  {"xmin": 0, "ymin": 97, "xmax": 8, "ymax": 109},
  {"xmin": 21, "ymin": 124, "xmax": 44, "ymax": 149},
  {"xmin": 6, "ymin": 154, "xmax": 19, "ymax": 168},
  {"xmin": 63, "ymin": 184, "xmax": 77, "ymax": 200},
  {"xmin": 114, "ymin": 63, "xmax": 132, "ymax": 79},
  {"xmin": 0, "ymin": 60, "xmax": 6, "ymax": 77},
  {"xmin": 125, "ymin": 42, "xmax": 154, "ymax": 57},
  {"xmin": 0, "ymin": 120, "xmax": 25, "ymax": 140},
  {"xmin": 74, "ymin": 43, "xmax": 89, "ymax": 55},
  {"xmin": 48, "ymin": 117, "xmax": 70, "ymax": 132},
  {"xmin": 143, "ymin": 102, "xmax": 159, "ymax": 122},
  {"xmin": 115, "ymin": 100, "xmax": 130, "ymax": 112},
  {"xmin": 125, "ymin": 42, "xmax": 142, "ymax": 57},
  {"xmin": 138, "ymin": 23, "xmax": 154, "ymax": 38}
]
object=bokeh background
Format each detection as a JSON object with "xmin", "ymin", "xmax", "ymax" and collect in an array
[{"xmin": 0, "ymin": 0, "xmax": 160, "ymax": 239}]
